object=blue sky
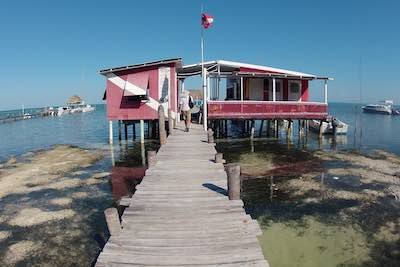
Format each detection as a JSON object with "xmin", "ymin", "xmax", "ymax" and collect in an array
[{"xmin": 1, "ymin": 0, "xmax": 399, "ymax": 110}]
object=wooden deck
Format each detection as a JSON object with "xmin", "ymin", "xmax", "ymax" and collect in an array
[{"xmin": 96, "ymin": 122, "xmax": 269, "ymax": 266}]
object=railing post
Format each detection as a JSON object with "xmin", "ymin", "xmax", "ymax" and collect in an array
[
  {"xmin": 225, "ymin": 164, "xmax": 241, "ymax": 200},
  {"xmin": 104, "ymin": 208, "xmax": 121, "ymax": 236},
  {"xmin": 158, "ymin": 105, "xmax": 167, "ymax": 145},
  {"xmin": 207, "ymin": 128, "xmax": 214, "ymax": 143},
  {"xmin": 168, "ymin": 108, "xmax": 174, "ymax": 134},
  {"xmin": 324, "ymin": 80, "xmax": 328, "ymax": 104},
  {"xmin": 215, "ymin": 153, "xmax": 224, "ymax": 163},
  {"xmin": 147, "ymin": 150, "xmax": 157, "ymax": 168}
]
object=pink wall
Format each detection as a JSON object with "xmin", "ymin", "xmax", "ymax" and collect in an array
[{"xmin": 106, "ymin": 63, "xmax": 178, "ymax": 121}]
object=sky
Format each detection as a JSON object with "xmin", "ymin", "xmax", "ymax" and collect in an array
[{"xmin": 1, "ymin": 0, "xmax": 400, "ymax": 110}]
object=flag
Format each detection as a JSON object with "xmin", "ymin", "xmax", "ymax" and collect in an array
[{"xmin": 201, "ymin": 13, "xmax": 214, "ymax": 29}]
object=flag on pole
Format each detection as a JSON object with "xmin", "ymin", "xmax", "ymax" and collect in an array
[{"xmin": 201, "ymin": 13, "xmax": 214, "ymax": 29}]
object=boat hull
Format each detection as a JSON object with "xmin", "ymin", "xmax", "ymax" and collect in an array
[
  {"xmin": 309, "ymin": 119, "xmax": 348, "ymax": 135},
  {"xmin": 362, "ymin": 106, "xmax": 392, "ymax": 115}
]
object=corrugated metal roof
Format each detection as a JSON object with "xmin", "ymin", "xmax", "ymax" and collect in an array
[{"xmin": 99, "ymin": 58, "xmax": 182, "ymax": 75}]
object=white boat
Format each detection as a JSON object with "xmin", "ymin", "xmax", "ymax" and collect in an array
[
  {"xmin": 309, "ymin": 118, "xmax": 348, "ymax": 135},
  {"xmin": 57, "ymin": 107, "xmax": 71, "ymax": 116},
  {"xmin": 362, "ymin": 100, "xmax": 393, "ymax": 115}
]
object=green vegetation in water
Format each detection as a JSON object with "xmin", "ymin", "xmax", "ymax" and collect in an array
[
  {"xmin": 216, "ymin": 139, "xmax": 400, "ymax": 267},
  {"xmin": 258, "ymin": 216, "xmax": 369, "ymax": 267}
]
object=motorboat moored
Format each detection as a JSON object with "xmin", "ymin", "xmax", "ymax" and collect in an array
[{"xmin": 362, "ymin": 100, "xmax": 393, "ymax": 115}]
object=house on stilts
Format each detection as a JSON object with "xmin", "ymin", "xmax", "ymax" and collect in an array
[{"xmin": 99, "ymin": 58, "xmax": 332, "ymax": 142}]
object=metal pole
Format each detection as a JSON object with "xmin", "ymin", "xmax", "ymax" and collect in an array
[
  {"xmin": 324, "ymin": 80, "xmax": 328, "ymax": 104},
  {"xmin": 240, "ymin": 77, "xmax": 244, "ymax": 101},
  {"xmin": 272, "ymin": 78, "xmax": 276, "ymax": 102},
  {"xmin": 201, "ymin": 19, "xmax": 207, "ymax": 131}
]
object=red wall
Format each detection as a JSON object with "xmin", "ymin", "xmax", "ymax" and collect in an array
[{"xmin": 301, "ymin": 80, "xmax": 309, "ymax": 101}]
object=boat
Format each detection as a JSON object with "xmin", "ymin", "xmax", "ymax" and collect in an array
[
  {"xmin": 309, "ymin": 118, "xmax": 348, "ymax": 135},
  {"xmin": 21, "ymin": 104, "xmax": 32, "ymax": 119},
  {"xmin": 362, "ymin": 100, "xmax": 393, "ymax": 115},
  {"xmin": 56, "ymin": 95, "xmax": 96, "ymax": 116}
]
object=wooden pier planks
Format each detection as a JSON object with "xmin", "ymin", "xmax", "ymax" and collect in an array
[{"xmin": 96, "ymin": 123, "xmax": 269, "ymax": 267}]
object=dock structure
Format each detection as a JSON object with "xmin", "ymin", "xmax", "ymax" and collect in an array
[{"xmin": 96, "ymin": 123, "xmax": 268, "ymax": 267}]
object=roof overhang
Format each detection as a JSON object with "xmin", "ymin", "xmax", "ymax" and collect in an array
[
  {"xmin": 99, "ymin": 58, "xmax": 182, "ymax": 75},
  {"xmin": 177, "ymin": 59, "xmax": 333, "ymax": 80}
]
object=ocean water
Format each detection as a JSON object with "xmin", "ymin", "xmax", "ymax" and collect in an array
[
  {"xmin": 1, "ymin": 103, "xmax": 400, "ymax": 266},
  {"xmin": 1, "ymin": 103, "xmax": 400, "ymax": 161}
]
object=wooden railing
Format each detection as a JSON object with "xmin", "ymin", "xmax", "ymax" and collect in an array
[{"xmin": 207, "ymin": 100, "xmax": 328, "ymax": 119}]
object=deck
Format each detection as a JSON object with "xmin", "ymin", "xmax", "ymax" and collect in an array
[
  {"xmin": 208, "ymin": 100, "xmax": 328, "ymax": 120},
  {"xmin": 96, "ymin": 123, "xmax": 268, "ymax": 266}
]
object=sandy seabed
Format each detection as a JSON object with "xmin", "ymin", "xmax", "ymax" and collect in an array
[{"xmin": 0, "ymin": 145, "xmax": 112, "ymax": 266}]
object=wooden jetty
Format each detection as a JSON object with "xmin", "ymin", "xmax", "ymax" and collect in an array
[{"xmin": 96, "ymin": 122, "xmax": 269, "ymax": 266}]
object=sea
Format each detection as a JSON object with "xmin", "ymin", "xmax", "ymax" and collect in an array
[{"xmin": 0, "ymin": 103, "xmax": 399, "ymax": 266}]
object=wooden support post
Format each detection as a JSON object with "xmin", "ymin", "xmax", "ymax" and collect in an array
[
  {"xmin": 104, "ymin": 208, "xmax": 120, "ymax": 236},
  {"xmin": 318, "ymin": 120, "xmax": 324, "ymax": 138},
  {"xmin": 132, "ymin": 123, "xmax": 136, "ymax": 140},
  {"xmin": 147, "ymin": 121, "xmax": 151, "ymax": 139},
  {"xmin": 158, "ymin": 105, "xmax": 167, "ymax": 145},
  {"xmin": 259, "ymin": 120, "xmax": 264, "ymax": 137},
  {"xmin": 266, "ymin": 120, "xmax": 271, "ymax": 137},
  {"xmin": 224, "ymin": 120, "xmax": 228, "ymax": 138},
  {"xmin": 140, "ymin": 120, "xmax": 145, "ymax": 144},
  {"xmin": 147, "ymin": 150, "xmax": 157, "ymax": 168},
  {"xmin": 109, "ymin": 120, "xmax": 113, "ymax": 144},
  {"xmin": 225, "ymin": 164, "xmax": 241, "ymax": 200},
  {"xmin": 168, "ymin": 108, "xmax": 174, "ymax": 135},
  {"xmin": 124, "ymin": 123, "xmax": 128, "ymax": 140},
  {"xmin": 275, "ymin": 120, "xmax": 279, "ymax": 138},
  {"xmin": 215, "ymin": 153, "xmax": 224, "ymax": 163},
  {"xmin": 298, "ymin": 120, "xmax": 303, "ymax": 137},
  {"xmin": 118, "ymin": 120, "xmax": 122, "ymax": 140},
  {"xmin": 250, "ymin": 120, "xmax": 255, "ymax": 139},
  {"xmin": 207, "ymin": 128, "xmax": 214, "ymax": 143},
  {"xmin": 287, "ymin": 120, "xmax": 292, "ymax": 139}
]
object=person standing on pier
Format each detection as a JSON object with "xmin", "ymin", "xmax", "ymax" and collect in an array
[{"xmin": 179, "ymin": 90, "xmax": 193, "ymax": 132}]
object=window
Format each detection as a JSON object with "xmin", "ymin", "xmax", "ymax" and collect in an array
[
  {"xmin": 288, "ymin": 81, "xmax": 301, "ymax": 101},
  {"xmin": 268, "ymin": 79, "xmax": 283, "ymax": 101}
]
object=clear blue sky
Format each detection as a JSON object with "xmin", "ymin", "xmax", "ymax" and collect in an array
[{"xmin": 1, "ymin": 0, "xmax": 399, "ymax": 110}]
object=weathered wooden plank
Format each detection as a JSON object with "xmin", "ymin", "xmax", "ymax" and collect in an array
[{"xmin": 95, "ymin": 122, "xmax": 267, "ymax": 267}]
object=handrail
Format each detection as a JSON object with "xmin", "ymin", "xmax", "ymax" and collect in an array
[{"xmin": 208, "ymin": 100, "xmax": 327, "ymax": 105}]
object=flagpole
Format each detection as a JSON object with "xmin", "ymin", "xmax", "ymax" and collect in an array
[{"xmin": 201, "ymin": 11, "xmax": 207, "ymax": 131}]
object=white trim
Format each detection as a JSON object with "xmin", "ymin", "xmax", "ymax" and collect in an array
[
  {"xmin": 324, "ymin": 80, "xmax": 328, "ymax": 104},
  {"xmin": 181, "ymin": 59, "xmax": 317, "ymax": 78},
  {"xmin": 107, "ymin": 73, "xmax": 160, "ymax": 111}
]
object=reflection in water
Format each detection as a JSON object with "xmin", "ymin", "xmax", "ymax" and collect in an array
[{"xmin": 111, "ymin": 166, "xmax": 144, "ymax": 200}]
